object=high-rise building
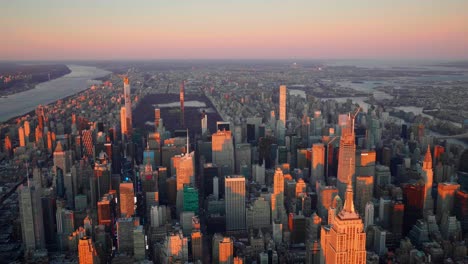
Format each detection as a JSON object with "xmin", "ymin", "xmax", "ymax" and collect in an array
[
  {"xmin": 18, "ymin": 126, "xmax": 25, "ymax": 147},
  {"xmin": 279, "ymin": 85, "xmax": 287, "ymax": 127},
  {"xmin": 311, "ymin": 143, "xmax": 325, "ymax": 184},
  {"xmin": 364, "ymin": 201, "xmax": 374, "ymax": 229},
  {"xmin": 201, "ymin": 110, "xmax": 208, "ymax": 135},
  {"xmin": 78, "ymin": 236, "xmax": 98, "ymax": 264},
  {"xmin": 219, "ymin": 237, "xmax": 234, "ymax": 264},
  {"xmin": 422, "ymin": 146, "xmax": 434, "ymax": 214},
  {"xmin": 56, "ymin": 206, "xmax": 75, "ymax": 249},
  {"xmin": 436, "ymin": 182, "xmax": 460, "ymax": 222},
  {"xmin": 180, "ymin": 81, "xmax": 185, "ymax": 127},
  {"xmin": 119, "ymin": 182, "xmax": 135, "ymax": 218},
  {"xmin": 175, "ymin": 151, "xmax": 195, "ymax": 214},
  {"xmin": 212, "ymin": 130, "xmax": 234, "ymax": 177},
  {"xmin": 272, "ymin": 168, "xmax": 286, "ymax": 223},
  {"xmin": 120, "ymin": 107, "xmax": 127, "ymax": 137},
  {"xmin": 320, "ymin": 179, "xmax": 366, "ymax": 264},
  {"xmin": 97, "ymin": 196, "xmax": 111, "ymax": 226},
  {"xmin": 19, "ymin": 184, "xmax": 45, "ymax": 253},
  {"xmin": 454, "ymin": 190, "xmax": 468, "ymax": 233},
  {"xmin": 355, "ymin": 176, "xmax": 374, "ymax": 215},
  {"xmin": 337, "ymin": 114, "xmax": 356, "ymax": 201},
  {"xmin": 246, "ymin": 197, "xmax": 271, "ymax": 230},
  {"xmin": 356, "ymin": 150, "xmax": 376, "ymax": 178},
  {"xmin": 225, "ymin": 175, "xmax": 246, "ymax": 231},
  {"xmin": 133, "ymin": 225, "xmax": 146, "ymax": 261},
  {"xmin": 191, "ymin": 230, "xmax": 203, "ymax": 262},
  {"xmin": 183, "ymin": 185, "xmax": 198, "ymax": 213},
  {"xmin": 403, "ymin": 183, "xmax": 425, "ymax": 234},
  {"xmin": 155, "ymin": 108, "xmax": 161, "ymax": 130},
  {"xmin": 162, "ymin": 230, "xmax": 188, "ymax": 264},
  {"xmin": 116, "ymin": 217, "xmax": 134, "ymax": 254},
  {"xmin": 212, "ymin": 233, "xmax": 224, "ymax": 264},
  {"xmin": 296, "ymin": 178, "xmax": 306, "ymax": 196},
  {"xmin": 54, "ymin": 141, "xmax": 68, "ymax": 173},
  {"xmin": 123, "ymin": 77, "xmax": 132, "ymax": 135},
  {"xmin": 317, "ymin": 183, "xmax": 338, "ymax": 222}
]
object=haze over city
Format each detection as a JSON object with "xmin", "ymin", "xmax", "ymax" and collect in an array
[
  {"xmin": 2, "ymin": 0, "xmax": 468, "ymax": 60},
  {"xmin": 1, "ymin": 1, "xmax": 468, "ymax": 264}
]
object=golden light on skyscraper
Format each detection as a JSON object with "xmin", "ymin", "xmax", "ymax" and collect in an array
[
  {"xmin": 321, "ymin": 173, "xmax": 366, "ymax": 264},
  {"xmin": 279, "ymin": 85, "xmax": 287, "ymax": 126},
  {"xmin": 180, "ymin": 81, "xmax": 185, "ymax": 126},
  {"xmin": 337, "ymin": 114, "xmax": 356, "ymax": 200},
  {"xmin": 18, "ymin": 126, "xmax": 25, "ymax": 147},
  {"xmin": 120, "ymin": 182, "xmax": 135, "ymax": 218},
  {"xmin": 219, "ymin": 237, "xmax": 234, "ymax": 264},
  {"xmin": 120, "ymin": 107, "xmax": 127, "ymax": 135},
  {"xmin": 78, "ymin": 236, "xmax": 98, "ymax": 264},
  {"xmin": 422, "ymin": 146, "xmax": 434, "ymax": 213},
  {"xmin": 123, "ymin": 77, "xmax": 132, "ymax": 135}
]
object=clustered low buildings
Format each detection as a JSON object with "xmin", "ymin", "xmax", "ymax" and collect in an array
[{"xmin": 0, "ymin": 65, "xmax": 467, "ymax": 264}]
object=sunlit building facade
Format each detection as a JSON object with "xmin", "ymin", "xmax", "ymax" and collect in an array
[{"xmin": 321, "ymin": 181, "xmax": 366, "ymax": 264}]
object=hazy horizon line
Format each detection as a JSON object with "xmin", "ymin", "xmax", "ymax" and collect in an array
[{"xmin": 2, "ymin": 58, "xmax": 468, "ymax": 63}]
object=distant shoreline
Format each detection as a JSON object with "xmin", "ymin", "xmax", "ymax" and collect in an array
[
  {"xmin": 1, "ymin": 70, "xmax": 112, "ymax": 125},
  {"xmin": 0, "ymin": 64, "xmax": 71, "ymax": 97}
]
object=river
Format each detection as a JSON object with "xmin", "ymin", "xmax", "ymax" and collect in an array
[{"xmin": 0, "ymin": 65, "xmax": 111, "ymax": 122}]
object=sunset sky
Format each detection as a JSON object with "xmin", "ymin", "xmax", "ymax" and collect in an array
[{"xmin": 2, "ymin": 0, "xmax": 468, "ymax": 60}]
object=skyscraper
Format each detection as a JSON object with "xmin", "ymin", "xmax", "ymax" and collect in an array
[
  {"xmin": 120, "ymin": 107, "xmax": 127, "ymax": 137},
  {"xmin": 78, "ymin": 236, "xmax": 98, "ymax": 264},
  {"xmin": 436, "ymin": 182, "xmax": 460, "ymax": 222},
  {"xmin": 272, "ymin": 167, "xmax": 286, "ymax": 223},
  {"xmin": 18, "ymin": 126, "xmax": 25, "ymax": 147},
  {"xmin": 155, "ymin": 108, "xmax": 161, "ymax": 130},
  {"xmin": 123, "ymin": 77, "xmax": 132, "ymax": 135},
  {"xmin": 180, "ymin": 81, "xmax": 185, "ymax": 127},
  {"xmin": 97, "ymin": 196, "xmax": 111, "ymax": 226},
  {"xmin": 191, "ymin": 229, "xmax": 203, "ymax": 262},
  {"xmin": 320, "ymin": 178, "xmax": 366, "ymax": 264},
  {"xmin": 311, "ymin": 143, "xmax": 325, "ymax": 184},
  {"xmin": 120, "ymin": 182, "xmax": 135, "ymax": 218},
  {"xmin": 225, "ymin": 175, "xmax": 246, "ymax": 231},
  {"xmin": 116, "ymin": 217, "xmax": 134, "ymax": 254},
  {"xmin": 337, "ymin": 114, "xmax": 356, "ymax": 201},
  {"xmin": 212, "ymin": 130, "xmax": 234, "ymax": 177},
  {"xmin": 175, "ymin": 151, "xmax": 195, "ymax": 214},
  {"xmin": 201, "ymin": 111, "xmax": 208, "ymax": 135},
  {"xmin": 218, "ymin": 237, "xmax": 234, "ymax": 264},
  {"xmin": 422, "ymin": 146, "xmax": 434, "ymax": 214},
  {"xmin": 355, "ymin": 176, "xmax": 374, "ymax": 215},
  {"xmin": 279, "ymin": 85, "xmax": 287, "ymax": 126},
  {"xmin": 19, "ymin": 184, "xmax": 45, "ymax": 254},
  {"xmin": 364, "ymin": 201, "xmax": 374, "ymax": 229},
  {"xmin": 53, "ymin": 141, "xmax": 67, "ymax": 173}
]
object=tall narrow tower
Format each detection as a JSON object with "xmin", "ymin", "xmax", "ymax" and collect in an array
[
  {"xmin": 337, "ymin": 114, "xmax": 356, "ymax": 200},
  {"xmin": 180, "ymin": 81, "xmax": 185, "ymax": 127},
  {"xmin": 155, "ymin": 108, "xmax": 161, "ymax": 131},
  {"xmin": 279, "ymin": 85, "xmax": 287, "ymax": 126},
  {"xmin": 272, "ymin": 168, "xmax": 286, "ymax": 223},
  {"xmin": 123, "ymin": 77, "xmax": 132, "ymax": 135},
  {"xmin": 422, "ymin": 146, "xmax": 434, "ymax": 214},
  {"xmin": 321, "ymin": 172, "xmax": 366, "ymax": 264}
]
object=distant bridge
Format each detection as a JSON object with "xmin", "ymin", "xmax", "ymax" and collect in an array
[{"xmin": 435, "ymin": 132, "xmax": 468, "ymax": 139}]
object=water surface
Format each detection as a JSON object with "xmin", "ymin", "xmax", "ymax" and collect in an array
[{"xmin": 0, "ymin": 65, "xmax": 110, "ymax": 122}]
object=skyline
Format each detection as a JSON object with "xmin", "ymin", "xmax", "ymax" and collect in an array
[{"xmin": 2, "ymin": 0, "xmax": 468, "ymax": 60}]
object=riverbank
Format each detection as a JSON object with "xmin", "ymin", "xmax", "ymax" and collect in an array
[
  {"xmin": 0, "ymin": 64, "xmax": 71, "ymax": 96},
  {"xmin": 0, "ymin": 65, "xmax": 111, "ymax": 123}
]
